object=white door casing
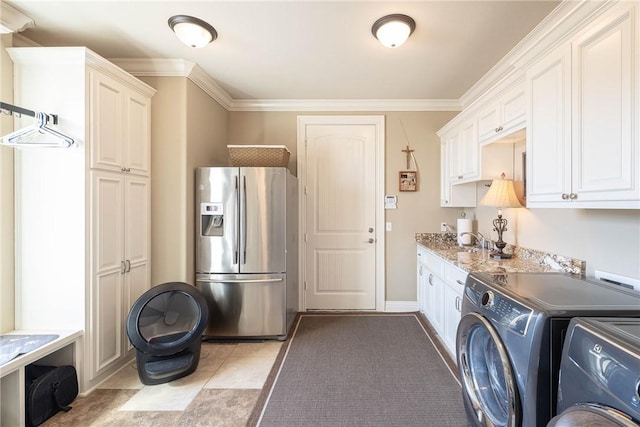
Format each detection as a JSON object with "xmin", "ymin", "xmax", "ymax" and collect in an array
[{"xmin": 297, "ymin": 116, "xmax": 385, "ymax": 311}]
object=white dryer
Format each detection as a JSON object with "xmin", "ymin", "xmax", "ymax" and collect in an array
[{"xmin": 548, "ymin": 317, "xmax": 640, "ymax": 426}]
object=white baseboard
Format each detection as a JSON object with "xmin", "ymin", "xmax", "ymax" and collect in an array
[{"xmin": 385, "ymin": 301, "xmax": 419, "ymax": 312}]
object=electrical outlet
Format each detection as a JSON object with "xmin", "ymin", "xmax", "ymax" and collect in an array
[{"xmin": 440, "ymin": 222, "xmax": 448, "ymax": 232}]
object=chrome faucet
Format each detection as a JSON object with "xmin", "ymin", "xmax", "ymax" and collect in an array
[{"xmin": 460, "ymin": 232, "xmax": 491, "ymax": 249}]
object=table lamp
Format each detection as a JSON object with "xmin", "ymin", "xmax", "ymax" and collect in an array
[{"xmin": 480, "ymin": 173, "xmax": 522, "ymax": 259}]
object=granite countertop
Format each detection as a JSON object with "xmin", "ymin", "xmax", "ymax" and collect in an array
[{"xmin": 416, "ymin": 233, "xmax": 586, "ymax": 276}]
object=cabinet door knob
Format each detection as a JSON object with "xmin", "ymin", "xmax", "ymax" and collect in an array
[
  {"xmin": 428, "ymin": 273, "xmax": 434, "ymax": 286},
  {"xmin": 120, "ymin": 261, "xmax": 126, "ymax": 274},
  {"xmin": 125, "ymin": 259, "xmax": 131, "ymax": 273},
  {"xmin": 121, "ymin": 167, "xmax": 127, "ymax": 172},
  {"xmin": 561, "ymin": 193, "xmax": 570, "ymax": 200},
  {"xmin": 457, "ymin": 175, "xmax": 463, "ymax": 179},
  {"xmin": 569, "ymin": 193, "xmax": 578, "ymax": 200}
]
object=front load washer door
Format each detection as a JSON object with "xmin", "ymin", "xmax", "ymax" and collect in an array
[
  {"xmin": 457, "ymin": 312, "xmax": 521, "ymax": 427},
  {"xmin": 548, "ymin": 403, "xmax": 640, "ymax": 427}
]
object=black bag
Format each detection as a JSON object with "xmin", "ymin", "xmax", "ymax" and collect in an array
[{"xmin": 25, "ymin": 364, "xmax": 78, "ymax": 427}]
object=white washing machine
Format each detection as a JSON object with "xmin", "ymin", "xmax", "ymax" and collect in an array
[
  {"xmin": 548, "ymin": 317, "xmax": 640, "ymax": 427},
  {"xmin": 457, "ymin": 272, "xmax": 640, "ymax": 427}
]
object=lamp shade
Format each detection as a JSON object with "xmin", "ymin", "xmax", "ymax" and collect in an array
[
  {"xmin": 168, "ymin": 15, "xmax": 217, "ymax": 48},
  {"xmin": 480, "ymin": 176, "xmax": 522, "ymax": 209},
  {"xmin": 371, "ymin": 14, "xmax": 416, "ymax": 48}
]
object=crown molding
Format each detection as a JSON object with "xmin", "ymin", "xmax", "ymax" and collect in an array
[
  {"xmin": 0, "ymin": 3, "xmax": 34, "ymax": 34},
  {"xmin": 459, "ymin": 0, "xmax": 616, "ymax": 109},
  {"xmin": 228, "ymin": 98, "xmax": 462, "ymax": 112},
  {"xmin": 113, "ymin": 57, "xmax": 462, "ymax": 112},
  {"xmin": 110, "ymin": 58, "xmax": 233, "ymax": 109}
]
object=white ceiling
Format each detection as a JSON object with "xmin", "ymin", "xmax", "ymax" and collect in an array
[{"xmin": 6, "ymin": 1, "xmax": 560, "ymax": 102}]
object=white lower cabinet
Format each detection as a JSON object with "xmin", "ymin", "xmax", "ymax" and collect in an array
[
  {"xmin": 442, "ymin": 284, "xmax": 461, "ymax": 354},
  {"xmin": 425, "ymin": 270, "xmax": 445, "ymax": 335},
  {"xmin": 91, "ymin": 171, "xmax": 150, "ymax": 379},
  {"xmin": 417, "ymin": 245, "xmax": 467, "ymax": 357}
]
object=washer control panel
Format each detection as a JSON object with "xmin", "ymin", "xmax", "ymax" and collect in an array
[{"xmin": 465, "ymin": 280, "xmax": 533, "ymax": 336}]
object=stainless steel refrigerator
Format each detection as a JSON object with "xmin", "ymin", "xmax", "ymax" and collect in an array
[{"xmin": 195, "ymin": 167, "xmax": 298, "ymax": 339}]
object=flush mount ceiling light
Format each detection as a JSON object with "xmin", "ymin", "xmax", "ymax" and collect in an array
[
  {"xmin": 371, "ymin": 14, "xmax": 416, "ymax": 48},
  {"xmin": 168, "ymin": 15, "xmax": 217, "ymax": 48}
]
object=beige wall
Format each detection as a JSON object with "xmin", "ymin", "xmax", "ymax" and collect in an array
[
  {"xmin": 185, "ymin": 81, "xmax": 229, "ymax": 282},
  {"xmin": 227, "ymin": 110, "xmax": 461, "ymax": 302},
  {"xmin": 141, "ymin": 76, "xmax": 229, "ymax": 286},
  {"xmin": 1, "ymin": 34, "xmax": 15, "ymax": 333},
  {"xmin": 140, "ymin": 76, "xmax": 188, "ymax": 285},
  {"xmin": 384, "ymin": 112, "xmax": 460, "ymax": 301},
  {"xmin": 468, "ymin": 140, "xmax": 640, "ymax": 279}
]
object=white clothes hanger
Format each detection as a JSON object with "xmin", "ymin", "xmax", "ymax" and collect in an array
[{"xmin": 1, "ymin": 111, "xmax": 74, "ymax": 148}]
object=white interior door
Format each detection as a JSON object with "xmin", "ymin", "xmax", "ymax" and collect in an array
[{"xmin": 298, "ymin": 116, "xmax": 384, "ymax": 310}]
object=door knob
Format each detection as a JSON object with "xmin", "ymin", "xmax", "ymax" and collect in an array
[
  {"xmin": 368, "ymin": 227, "xmax": 374, "ymax": 233},
  {"xmin": 364, "ymin": 238, "xmax": 375, "ymax": 244}
]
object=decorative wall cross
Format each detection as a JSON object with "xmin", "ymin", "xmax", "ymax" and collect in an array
[{"xmin": 401, "ymin": 145, "xmax": 414, "ymax": 169}]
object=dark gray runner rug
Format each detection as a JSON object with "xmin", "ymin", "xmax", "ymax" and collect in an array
[{"xmin": 255, "ymin": 314, "xmax": 472, "ymax": 427}]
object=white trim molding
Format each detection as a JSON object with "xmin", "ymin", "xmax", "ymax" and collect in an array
[
  {"xmin": 385, "ymin": 301, "xmax": 419, "ymax": 313},
  {"xmin": 0, "ymin": 3, "xmax": 34, "ymax": 34},
  {"xmin": 230, "ymin": 98, "xmax": 462, "ymax": 112},
  {"xmin": 110, "ymin": 58, "xmax": 232, "ymax": 109},
  {"xmin": 112, "ymin": 58, "xmax": 462, "ymax": 112}
]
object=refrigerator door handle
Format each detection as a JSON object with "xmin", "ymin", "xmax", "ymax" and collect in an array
[
  {"xmin": 242, "ymin": 174, "xmax": 247, "ymax": 264},
  {"xmin": 196, "ymin": 278, "xmax": 283, "ymax": 284},
  {"xmin": 233, "ymin": 174, "xmax": 239, "ymax": 264}
]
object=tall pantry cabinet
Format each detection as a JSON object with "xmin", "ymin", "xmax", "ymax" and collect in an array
[{"xmin": 8, "ymin": 47, "xmax": 155, "ymax": 392}]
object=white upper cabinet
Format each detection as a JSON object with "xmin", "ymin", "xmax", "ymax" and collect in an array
[
  {"xmin": 440, "ymin": 136, "xmax": 476, "ymax": 207},
  {"xmin": 478, "ymin": 83, "xmax": 526, "ymax": 145},
  {"xmin": 438, "ymin": 0, "xmax": 638, "ymax": 210},
  {"xmin": 526, "ymin": 44, "xmax": 572, "ymax": 204},
  {"xmin": 570, "ymin": 3, "xmax": 638, "ymax": 206},
  {"xmin": 91, "ymin": 70, "xmax": 151, "ymax": 176},
  {"xmin": 526, "ymin": 2, "xmax": 639, "ymax": 208}
]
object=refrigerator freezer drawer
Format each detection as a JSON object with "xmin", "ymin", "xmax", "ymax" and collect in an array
[{"xmin": 196, "ymin": 274, "xmax": 286, "ymax": 338}]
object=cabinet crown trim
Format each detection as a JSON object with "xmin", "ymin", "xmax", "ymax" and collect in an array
[{"xmin": 7, "ymin": 47, "xmax": 156, "ymax": 98}]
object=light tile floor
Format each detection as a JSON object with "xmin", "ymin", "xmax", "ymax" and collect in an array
[{"xmin": 41, "ymin": 341, "xmax": 282, "ymax": 427}]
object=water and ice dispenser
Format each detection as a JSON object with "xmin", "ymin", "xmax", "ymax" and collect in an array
[{"xmin": 201, "ymin": 203, "xmax": 224, "ymax": 236}]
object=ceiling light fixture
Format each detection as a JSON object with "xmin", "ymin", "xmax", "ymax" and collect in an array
[
  {"xmin": 371, "ymin": 14, "xmax": 416, "ymax": 48},
  {"xmin": 168, "ymin": 15, "xmax": 217, "ymax": 48}
]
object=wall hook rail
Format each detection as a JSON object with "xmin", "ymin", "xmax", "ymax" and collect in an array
[
  {"xmin": 1, "ymin": 101, "xmax": 58, "ymax": 125},
  {"xmin": 1, "ymin": 102, "xmax": 73, "ymax": 148}
]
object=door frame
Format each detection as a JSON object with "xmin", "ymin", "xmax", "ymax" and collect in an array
[{"xmin": 296, "ymin": 115, "xmax": 385, "ymax": 311}]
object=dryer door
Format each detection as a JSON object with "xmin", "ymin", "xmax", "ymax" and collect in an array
[{"xmin": 457, "ymin": 312, "xmax": 520, "ymax": 427}]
